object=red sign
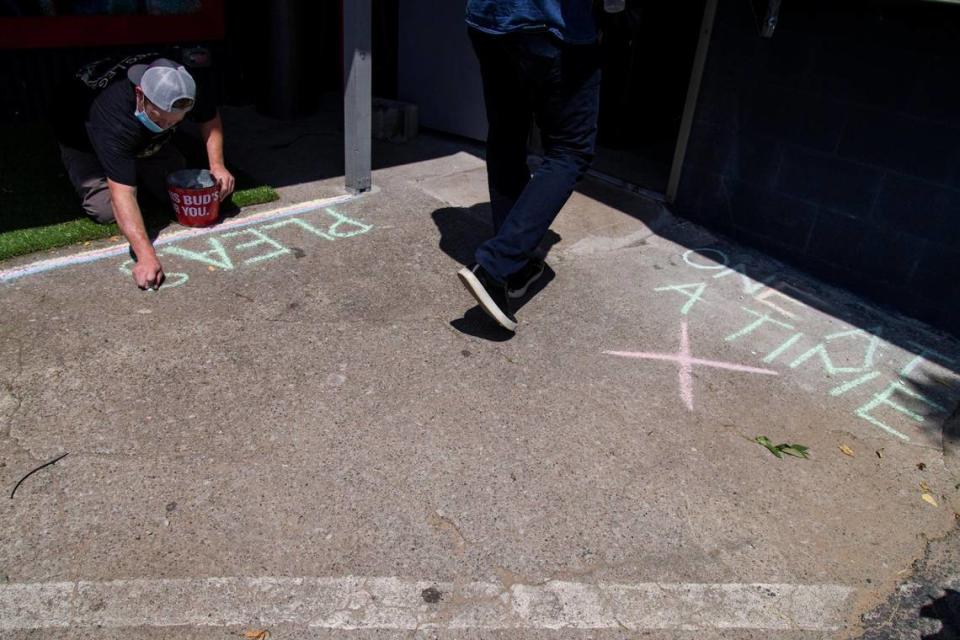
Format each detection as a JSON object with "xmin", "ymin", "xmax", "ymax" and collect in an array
[{"xmin": 0, "ymin": 0, "xmax": 224, "ymax": 49}]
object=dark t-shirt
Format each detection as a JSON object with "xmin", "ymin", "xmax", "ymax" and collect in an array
[{"xmin": 51, "ymin": 53, "xmax": 217, "ymax": 186}]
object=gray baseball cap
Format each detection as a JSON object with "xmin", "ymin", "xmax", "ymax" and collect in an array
[{"xmin": 128, "ymin": 59, "xmax": 196, "ymax": 112}]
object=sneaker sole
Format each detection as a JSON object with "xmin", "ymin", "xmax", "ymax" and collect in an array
[
  {"xmin": 457, "ymin": 267, "xmax": 518, "ymax": 332},
  {"xmin": 507, "ymin": 264, "xmax": 545, "ymax": 299}
]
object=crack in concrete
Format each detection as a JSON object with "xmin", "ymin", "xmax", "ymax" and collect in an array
[
  {"xmin": 0, "ymin": 385, "xmax": 21, "ymax": 441},
  {"xmin": 783, "ymin": 586, "xmax": 804, "ymax": 630},
  {"xmin": 0, "ymin": 337, "xmax": 25, "ymax": 429},
  {"xmin": 648, "ymin": 581, "xmax": 691, "ymax": 630},
  {"xmin": 492, "ymin": 566, "xmax": 547, "ymax": 626},
  {"xmin": 677, "ymin": 491, "xmax": 738, "ymax": 577},
  {"xmin": 594, "ymin": 579, "xmax": 631, "ymax": 631},
  {"xmin": 427, "ymin": 511, "xmax": 468, "ymax": 556},
  {"xmin": 494, "ymin": 566, "xmax": 548, "ymax": 591}
]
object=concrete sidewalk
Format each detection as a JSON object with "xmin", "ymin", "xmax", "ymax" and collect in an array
[{"xmin": 1, "ymin": 131, "xmax": 959, "ymax": 638}]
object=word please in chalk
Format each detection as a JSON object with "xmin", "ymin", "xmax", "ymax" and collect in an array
[{"xmin": 119, "ymin": 207, "xmax": 372, "ymax": 289}]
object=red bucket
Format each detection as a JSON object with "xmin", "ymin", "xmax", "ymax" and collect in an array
[{"xmin": 167, "ymin": 169, "xmax": 220, "ymax": 227}]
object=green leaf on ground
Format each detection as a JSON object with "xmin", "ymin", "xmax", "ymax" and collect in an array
[
  {"xmin": 754, "ymin": 436, "xmax": 782, "ymax": 458},
  {"xmin": 780, "ymin": 445, "xmax": 810, "ymax": 459},
  {"xmin": 753, "ymin": 436, "xmax": 810, "ymax": 460}
]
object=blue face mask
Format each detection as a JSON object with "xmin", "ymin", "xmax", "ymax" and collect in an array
[{"xmin": 134, "ymin": 107, "xmax": 166, "ymax": 134}]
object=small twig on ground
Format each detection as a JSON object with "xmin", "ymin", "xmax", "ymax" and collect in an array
[{"xmin": 9, "ymin": 453, "xmax": 68, "ymax": 499}]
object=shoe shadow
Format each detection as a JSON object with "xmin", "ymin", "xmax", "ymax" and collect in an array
[
  {"xmin": 450, "ymin": 307, "xmax": 516, "ymax": 342},
  {"xmin": 533, "ymin": 230, "xmax": 562, "ymax": 260}
]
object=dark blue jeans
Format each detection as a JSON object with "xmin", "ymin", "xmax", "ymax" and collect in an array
[{"xmin": 469, "ymin": 28, "xmax": 601, "ymax": 284}]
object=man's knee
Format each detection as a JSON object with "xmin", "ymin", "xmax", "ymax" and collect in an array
[
  {"xmin": 59, "ymin": 145, "xmax": 115, "ymax": 222},
  {"xmin": 82, "ymin": 187, "xmax": 115, "ymax": 224},
  {"xmin": 570, "ymin": 145, "xmax": 596, "ymax": 172},
  {"xmin": 544, "ymin": 143, "xmax": 595, "ymax": 179}
]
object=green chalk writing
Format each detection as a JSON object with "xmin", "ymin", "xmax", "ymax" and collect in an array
[
  {"xmin": 118, "ymin": 257, "xmax": 190, "ymax": 288},
  {"xmin": 790, "ymin": 328, "xmax": 883, "ymax": 375},
  {"xmin": 829, "ymin": 371, "xmax": 882, "ymax": 397},
  {"xmin": 713, "ymin": 264, "xmax": 778, "ymax": 295},
  {"xmin": 900, "ymin": 342, "xmax": 956, "ymax": 377},
  {"xmin": 164, "ymin": 238, "xmax": 235, "ymax": 270},
  {"xmin": 654, "ymin": 282, "xmax": 707, "ymax": 316},
  {"xmin": 323, "ymin": 208, "xmax": 373, "ymax": 238},
  {"xmin": 223, "ymin": 228, "xmax": 291, "ymax": 265},
  {"xmin": 261, "ymin": 217, "xmax": 334, "ymax": 240},
  {"xmin": 682, "ymin": 248, "xmax": 728, "ymax": 270},
  {"xmin": 763, "ymin": 332, "xmax": 804, "ymax": 363},
  {"xmin": 855, "ymin": 381, "xmax": 947, "ymax": 441},
  {"xmin": 725, "ymin": 307, "xmax": 794, "ymax": 342}
]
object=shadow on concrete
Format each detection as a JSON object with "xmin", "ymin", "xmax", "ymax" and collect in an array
[
  {"xmin": 641, "ymin": 243, "xmax": 960, "ymax": 446},
  {"xmin": 430, "ymin": 204, "xmax": 563, "ymax": 266},
  {"xmin": 568, "ymin": 178, "xmax": 960, "ymax": 447},
  {"xmin": 921, "ymin": 589, "xmax": 960, "ymax": 640},
  {"xmin": 857, "ymin": 524, "xmax": 960, "ymax": 640},
  {"xmin": 221, "ymin": 100, "xmax": 486, "ymax": 191},
  {"xmin": 433, "ymin": 203, "xmax": 562, "ymax": 340},
  {"xmin": 118, "ymin": 143, "xmax": 246, "ymax": 246},
  {"xmin": 417, "ymin": 138, "xmax": 960, "ymax": 435},
  {"xmin": 450, "ymin": 307, "xmax": 516, "ymax": 342},
  {"xmin": 21, "ymin": 98, "xmax": 956, "ymax": 441},
  {"xmin": 220, "ymin": 99, "xmax": 960, "ymax": 362},
  {"xmin": 431, "ymin": 205, "xmax": 493, "ymax": 267},
  {"xmin": 942, "ymin": 399, "xmax": 960, "ymax": 467},
  {"xmin": 900, "ymin": 374, "xmax": 960, "ymax": 448},
  {"xmin": 0, "ymin": 119, "xmax": 260, "ymax": 237}
]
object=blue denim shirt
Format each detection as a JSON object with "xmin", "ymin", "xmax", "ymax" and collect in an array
[{"xmin": 466, "ymin": 0, "xmax": 597, "ymax": 45}]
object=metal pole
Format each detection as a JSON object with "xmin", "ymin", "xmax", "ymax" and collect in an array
[{"xmin": 343, "ymin": 0, "xmax": 373, "ymax": 193}]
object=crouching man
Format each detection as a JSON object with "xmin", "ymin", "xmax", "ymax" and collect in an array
[{"xmin": 52, "ymin": 54, "xmax": 234, "ymax": 289}]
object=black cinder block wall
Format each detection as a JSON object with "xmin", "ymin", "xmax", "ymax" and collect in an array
[{"xmin": 675, "ymin": 0, "xmax": 960, "ymax": 336}]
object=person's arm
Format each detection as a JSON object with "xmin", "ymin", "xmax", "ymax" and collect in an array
[
  {"xmin": 199, "ymin": 111, "xmax": 235, "ymax": 201},
  {"xmin": 108, "ymin": 179, "xmax": 164, "ymax": 289}
]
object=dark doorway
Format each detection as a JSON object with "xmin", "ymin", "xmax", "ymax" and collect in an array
[{"xmin": 594, "ymin": 1, "xmax": 708, "ymax": 193}]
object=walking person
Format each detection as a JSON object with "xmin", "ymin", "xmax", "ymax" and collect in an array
[{"xmin": 458, "ymin": 0, "xmax": 602, "ymax": 331}]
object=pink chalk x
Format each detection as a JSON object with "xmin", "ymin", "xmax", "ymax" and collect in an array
[{"xmin": 605, "ymin": 321, "xmax": 779, "ymax": 410}]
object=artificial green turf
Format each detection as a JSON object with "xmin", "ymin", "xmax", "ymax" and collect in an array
[
  {"xmin": 0, "ymin": 219, "xmax": 119, "ymax": 262},
  {"xmin": 230, "ymin": 185, "xmax": 280, "ymax": 209},
  {"xmin": 0, "ymin": 122, "xmax": 279, "ymax": 262}
]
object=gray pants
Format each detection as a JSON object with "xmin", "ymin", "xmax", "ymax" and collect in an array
[{"xmin": 59, "ymin": 143, "xmax": 186, "ymax": 224}]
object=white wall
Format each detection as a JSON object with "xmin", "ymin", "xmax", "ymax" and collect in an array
[{"xmin": 397, "ymin": 0, "xmax": 488, "ymax": 141}]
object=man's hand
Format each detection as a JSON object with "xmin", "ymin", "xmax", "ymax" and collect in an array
[
  {"xmin": 132, "ymin": 254, "xmax": 165, "ymax": 290},
  {"xmin": 210, "ymin": 164, "xmax": 235, "ymax": 202},
  {"xmin": 201, "ymin": 113, "xmax": 234, "ymax": 202}
]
